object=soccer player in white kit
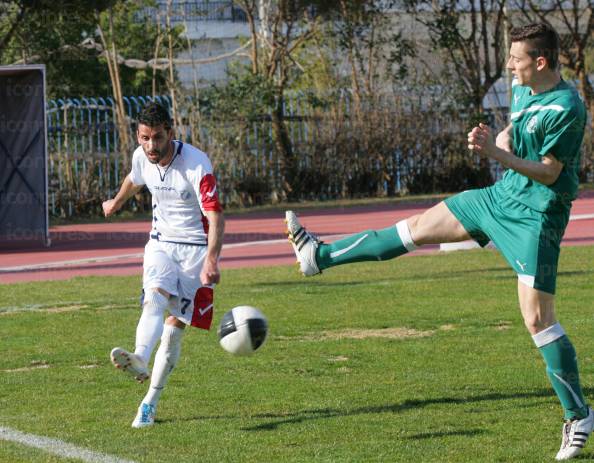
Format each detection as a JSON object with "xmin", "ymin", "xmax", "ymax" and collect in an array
[{"xmin": 102, "ymin": 102, "xmax": 224, "ymax": 428}]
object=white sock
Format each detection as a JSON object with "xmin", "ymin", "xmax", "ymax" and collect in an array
[
  {"xmin": 396, "ymin": 220, "xmax": 418, "ymax": 252},
  {"xmin": 134, "ymin": 291, "xmax": 169, "ymax": 365},
  {"xmin": 143, "ymin": 324, "xmax": 184, "ymax": 407}
]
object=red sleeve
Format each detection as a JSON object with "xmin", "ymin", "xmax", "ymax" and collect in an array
[{"xmin": 199, "ymin": 173, "xmax": 223, "ymax": 212}]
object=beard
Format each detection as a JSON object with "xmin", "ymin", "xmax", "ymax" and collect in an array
[{"xmin": 144, "ymin": 144, "xmax": 169, "ymax": 164}]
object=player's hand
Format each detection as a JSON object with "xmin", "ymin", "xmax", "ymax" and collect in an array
[
  {"xmin": 467, "ymin": 123, "xmax": 495, "ymax": 157},
  {"xmin": 200, "ymin": 259, "xmax": 220, "ymax": 286},
  {"xmin": 102, "ymin": 199, "xmax": 119, "ymax": 217}
]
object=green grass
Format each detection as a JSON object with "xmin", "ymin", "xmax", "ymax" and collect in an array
[{"xmin": 1, "ymin": 246, "xmax": 594, "ymax": 462}]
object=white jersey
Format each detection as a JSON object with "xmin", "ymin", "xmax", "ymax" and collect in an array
[{"xmin": 129, "ymin": 140, "xmax": 222, "ymax": 245}]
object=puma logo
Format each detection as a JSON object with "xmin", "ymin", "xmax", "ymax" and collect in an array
[{"xmin": 516, "ymin": 260, "xmax": 527, "ymax": 272}]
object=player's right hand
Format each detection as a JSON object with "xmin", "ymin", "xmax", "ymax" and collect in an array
[
  {"xmin": 467, "ymin": 123, "xmax": 494, "ymax": 157},
  {"xmin": 102, "ymin": 199, "xmax": 118, "ymax": 217}
]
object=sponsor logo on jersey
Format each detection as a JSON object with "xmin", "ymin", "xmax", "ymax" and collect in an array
[{"xmin": 526, "ymin": 115, "xmax": 538, "ymax": 134}]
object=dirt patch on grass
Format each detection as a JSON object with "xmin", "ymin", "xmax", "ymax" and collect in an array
[
  {"xmin": 3, "ymin": 360, "xmax": 49, "ymax": 373},
  {"xmin": 328, "ymin": 356, "xmax": 349, "ymax": 362},
  {"xmin": 320, "ymin": 327, "xmax": 435, "ymax": 340},
  {"xmin": 275, "ymin": 327, "xmax": 436, "ymax": 341},
  {"xmin": 439, "ymin": 324, "xmax": 457, "ymax": 331},
  {"xmin": 494, "ymin": 321, "xmax": 513, "ymax": 331},
  {"xmin": 276, "ymin": 325, "xmax": 458, "ymax": 342},
  {"xmin": 78, "ymin": 364, "xmax": 99, "ymax": 369},
  {"xmin": 0, "ymin": 304, "xmax": 89, "ymax": 315}
]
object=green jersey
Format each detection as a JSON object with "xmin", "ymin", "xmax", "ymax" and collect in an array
[{"xmin": 496, "ymin": 79, "xmax": 586, "ymax": 212}]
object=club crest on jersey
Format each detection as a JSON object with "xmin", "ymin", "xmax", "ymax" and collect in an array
[
  {"xmin": 180, "ymin": 190, "xmax": 191, "ymax": 200},
  {"xmin": 526, "ymin": 115, "xmax": 538, "ymax": 134}
]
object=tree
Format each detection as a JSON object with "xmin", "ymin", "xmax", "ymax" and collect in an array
[
  {"xmin": 233, "ymin": 0, "xmax": 321, "ymax": 200},
  {"xmin": 327, "ymin": 1, "xmax": 416, "ymax": 110},
  {"xmin": 0, "ymin": 0, "xmax": 115, "ymax": 97},
  {"xmin": 0, "ymin": 0, "xmax": 174, "ymax": 98},
  {"xmin": 404, "ymin": 0, "xmax": 508, "ymax": 112}
]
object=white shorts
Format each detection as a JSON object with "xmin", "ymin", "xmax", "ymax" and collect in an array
[{"xmin": 143, "ymin": 239, "xmax": 214, "ymax": 330}]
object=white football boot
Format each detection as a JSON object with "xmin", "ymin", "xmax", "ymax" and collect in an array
[
  {"xmin": 132, "ymin": 403, "xmax": 156, "ymax": 428},
  {"xmin": 285, "ymin": 210, "xmax": 321, "ymax": 276},
  {"xmin": 556, "ymin": 407, "xmax": 594, "ymax": 460},
  {"xmin": 110, "ymin": 347, "xmax": 149, "ymax": 383}
]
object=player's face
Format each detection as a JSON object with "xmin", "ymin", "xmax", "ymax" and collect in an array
[
  {"xmin": 506, "ymin": 41, "xmax": 538, "ymax": 86},
  {"xmin": 137, "ymin": 124, "xmax": 173, "ymax": 164}
]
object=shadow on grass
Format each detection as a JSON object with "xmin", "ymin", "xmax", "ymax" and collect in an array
[
  {"xmin": 262, "ymin": 267, "xmax": 517, "ymax": 288},
  {"xmin": 240, "ymin": 388, "xmax": 594, "ymax": 431},
  {"xmin": 164, "ymin": 388, "xmax": 594, "ymax": 431},
  {"xmin": 277, "ymin": 267, "xmax": 594, "ymax": 287},
  {"xmin": 405, "ymin": 429, "xmax": 486, "ymax": 440}
]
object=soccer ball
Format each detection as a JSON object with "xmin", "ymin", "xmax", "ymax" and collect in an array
[{"xmin": 218, "ymin": 306, "xmax": 268, "ymax": 356}]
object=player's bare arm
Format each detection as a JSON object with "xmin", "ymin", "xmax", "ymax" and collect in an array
[
  {"xmin": 468, "ymin": 123, "xmax": 563, "ymax": 185},
  {"xmin": 102, "ymin": 174, "xmax": 144, "ymax": 217},
  {"xmin": 200, "ymin": 210, "xmax": 225, "ymax": 285}
]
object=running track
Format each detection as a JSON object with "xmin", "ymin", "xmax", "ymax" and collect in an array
[{"xmin": 2, "ymin": 192, "xmax": 594, "ymax": 284}]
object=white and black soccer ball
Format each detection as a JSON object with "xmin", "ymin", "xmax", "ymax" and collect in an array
[{"xmin": 217, "ymin": 306, "xmax": 268, "ymax": 356}]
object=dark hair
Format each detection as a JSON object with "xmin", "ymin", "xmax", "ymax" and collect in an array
[
  {"xmin": 510, "ymin": 23, "xmax": 560, "ymax": 69},
  {"xmin": 137, "ymin": 102, "xmax": 173, "ymax": 130}
]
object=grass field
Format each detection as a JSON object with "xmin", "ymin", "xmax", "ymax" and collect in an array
[{"xmin": 1, "ymin": 246, "xmax": 594, "ymax": 462}]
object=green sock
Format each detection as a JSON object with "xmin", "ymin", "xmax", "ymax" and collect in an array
[
  {"xmin": 534, "ymin": 324, "xmax": 588, "ymax": 420},
  {"xmin": 316, "ymin": 221, "xmax": 416, "ymax": 270}
]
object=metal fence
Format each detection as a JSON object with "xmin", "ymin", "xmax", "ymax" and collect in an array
[
  {"xmin": 45, "ymin": 92, "xmax": 593, "ymax": 217},
  {"xmin": 140, "ymin": 1, "xmax": 249, "ymax": 23}
]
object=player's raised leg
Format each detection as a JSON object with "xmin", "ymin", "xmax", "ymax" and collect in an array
[
  {"xmin": 132, "ymin": 315, "xmax": 185, "ymax": 428},
  {"xmin": 519, "ymin": 283, "xmax": 593, "ymax": 460},
  {"xmin": 110, "ymin": 288, "xmax": 170, "ymax": 383},
  {"xmin": 285, "ymin": 202, "xmax": 471, "ymax": 276}
]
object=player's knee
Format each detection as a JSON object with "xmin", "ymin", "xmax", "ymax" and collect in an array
[
  {"xmin": 154, "ymin": 287, "xmax": 171, "ymax": 298},
  {"xmin": 166, "ymin": 315, "xmax": 186, "ymax": 329},
  {"xmin": 406, "ymin": 215, "xmax": 424, "ymax": 243},
  {"xmin": 523, "ymin": 314, "xmax": 555, "ymax": 336},
  {"xmin": 143, "ymin": 289, "xmax": 169, "ymax": 317}
]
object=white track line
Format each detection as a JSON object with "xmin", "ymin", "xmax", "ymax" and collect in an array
[
  {"xmin": 0, "ymin": 425, "xmax": 137, "ymax": 463},
  {"xmin": 0, "ymin": 235, "xmax": 345, "ymax": 273},
  {"xmin": 2, "ymin": 212, "xmax": 594, "ymax": 274},
  {"xmin": 570, "ymin": 213, "xmax": 594, "ymax": 220},
  {"xmin": 0, "ymin": 253, "xmax": 144, "ymax": 273}
]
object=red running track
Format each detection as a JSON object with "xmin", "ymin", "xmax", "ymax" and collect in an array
[{"xmin": 2, "ymin": 192, "xmax": 594, "ymax": 284}]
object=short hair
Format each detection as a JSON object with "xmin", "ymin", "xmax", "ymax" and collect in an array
[
  {"xmin": 137, "ymin": 102, "xmax": 173, "ymax": 131},
  {"xmin": 510, "ymin": 23, "xmax": 560, "ymax": 70}
]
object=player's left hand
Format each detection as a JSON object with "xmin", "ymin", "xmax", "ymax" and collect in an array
[
  {"xmin": 200, "ymin": 259, "xmax": 220, "ymax": 286},
  {"xmin": 467, "ymin": 123, "xmax": 495, "ymax": 157}
]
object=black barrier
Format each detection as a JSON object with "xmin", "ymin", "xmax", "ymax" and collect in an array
[{"xmin": 0, "ymin": 65, "xmax": 49, "ymax": 249}]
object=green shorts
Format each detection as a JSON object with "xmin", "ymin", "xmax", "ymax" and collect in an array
[{"xmin": 444, "ymin": 185, "xmax": 570, "ymax": 294}]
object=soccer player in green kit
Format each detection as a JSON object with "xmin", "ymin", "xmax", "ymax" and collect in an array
[{"xmin": 286, "ymin": 23, "xmax": 590, "ymax": 460}]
